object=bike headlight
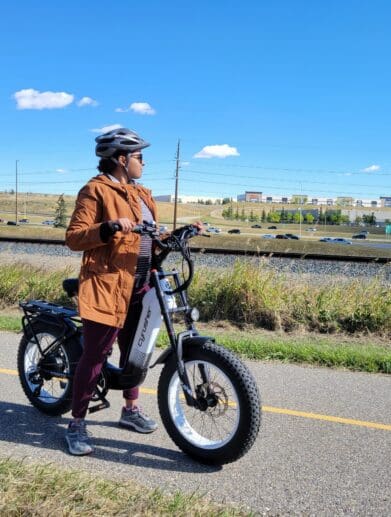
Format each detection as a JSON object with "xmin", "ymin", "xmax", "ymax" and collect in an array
[{"xmin": 190, "ymin": 307, "xmax": 200, "ymax": 321}]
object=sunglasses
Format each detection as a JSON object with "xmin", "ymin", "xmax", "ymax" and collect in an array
[{"xmin": 129, "ymin": 153, "xmax": 143, "ymax": 164}]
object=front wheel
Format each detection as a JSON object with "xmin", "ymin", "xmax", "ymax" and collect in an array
[{"xmin": 157, "ymin": 341, "xmax": 261, "ymax": 465}]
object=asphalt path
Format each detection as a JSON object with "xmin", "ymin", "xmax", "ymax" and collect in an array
[{"xmin": 0, "ymin": 331, "xmax": 390, "ymax": 515}]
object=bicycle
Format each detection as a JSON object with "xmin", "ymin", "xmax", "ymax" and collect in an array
[{"xmin": 18, "ymin": 223, "xmax": 261, "ymax": 465}]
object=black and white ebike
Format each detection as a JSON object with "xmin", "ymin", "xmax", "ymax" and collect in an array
[{"xmin": 18, "ymin": 223, "xmax": 261, "ymax": 465}]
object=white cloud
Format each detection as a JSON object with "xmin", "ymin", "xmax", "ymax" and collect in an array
[
  {"xmin": 56, "ymin": 168, "xmax": 66, "ymax": 173},
  {"xmin": 91, "ymin": 124, "xmax": 122, "ymax": 133},
  {"xmin": 77, "ymin": 96, "xmax": 98, "ymax": 107},
  {"xmin": 13, "ymin": 88, "xmax": 74, "ymax": 110},
  {"xmin": 115, "ymin": 102, "xmax": 156, "ymax": 115},
  {"xmin": 193, "ymin": 144, "xmax": 240, "ymax": 159},
  {"xmin": 362, "ymin": 164, "xmax": 380, "ymax": 172},
  {"xmin": 130, "ymin": 102, "xmax": 156, "ymax": 115},
  {"xmin": 181, "ymin": 161, "xmax": 190, "ymax": 166}
]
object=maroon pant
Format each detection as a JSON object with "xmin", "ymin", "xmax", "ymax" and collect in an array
[{"xmin": 71, "ymin": 288, "xmax": 146, "ymax": 419}]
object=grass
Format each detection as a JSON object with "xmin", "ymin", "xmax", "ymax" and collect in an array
[
  {"xmin": 2, "ymin": 311, "xmax": 389, "ymax": 373},
  {"xmin": 0, "ymin": 261, "xmax": 390, "ymax": 373},
  {"xmin": 156, "ymin": 324, "xmax": 391, "ymax": 374},
  {"xmin": 0, "ymin": 264, "xmax": 73, "ymax": 308},
  {"xmin": 189, "ymin": 261, "xmax": 391, "ymax": 335},
  {"xmin": 1, "ymin": 261, "xmax": 390, "ymax": 335},
  {"xmin": 0, "ymin": 458, "xmax": 249, "ymax": 516}
]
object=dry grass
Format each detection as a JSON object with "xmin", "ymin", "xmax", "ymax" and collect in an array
[
  {"xmin": 189, "ymin": 261, "xmax": 391, "ymax": 335},
  {"xmin": 0, "ymin": 458, "xmax": 249, "ymax": 516}
]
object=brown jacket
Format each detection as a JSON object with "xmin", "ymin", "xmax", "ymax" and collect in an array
[{"xmin": 65, "ymin": 174, "xmax": 157, "ymax": 327}]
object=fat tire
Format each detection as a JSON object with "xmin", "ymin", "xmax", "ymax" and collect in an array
[
  {"xmin": 17, "ymin": 321, "xmax": 82, "ymax": 416},
  {"xmin": 158, "ymin": 341, "xmax": 261, "ymax": 465}
]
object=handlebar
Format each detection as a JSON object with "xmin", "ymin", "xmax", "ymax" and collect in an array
[{"xmin": 111, "ymin": 221, "xmax": 202, "ymax": 294}]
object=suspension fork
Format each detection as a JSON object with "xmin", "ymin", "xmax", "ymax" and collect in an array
[{"xmin": 151, "ymin": 270, "xmax": 198, "ymax": 407}]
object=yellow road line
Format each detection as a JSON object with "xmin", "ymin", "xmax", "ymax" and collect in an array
[
  {"xmin": 1, "ymin": 368, "xmax": 390, "ymax": 431},
  {"xmin": 261, "ymin": 405, "xmax": 391, "ymax": 431},
  {"xmin": 0, "ymin": 368, "xmax": 18, "ymax": 376}
]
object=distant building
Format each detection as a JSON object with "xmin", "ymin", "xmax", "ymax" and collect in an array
[
  {"xmin": 380, "ymin": 196, "xmax": 391, "ymax": 207},
  {"xmin": 154, "ymin": 194, "xmax": 221, "ymax": 203},
  {"xmin": 237, "ymin": 191, "xmax": 263, "ymax": 202},
  {"xmin": 154, "ymin": 194, "xmax": 173, "ymax": 202},
  {"xmin": 342, "ymin": 208, "xmax": 391, "ymax": 224},
  {"xmin": 311, "ymin": 198, "xmax": 319, "ymax": 205},
  {"xmin": 336, "ymin": 196, "xmax": 354, "ymax": 207}
]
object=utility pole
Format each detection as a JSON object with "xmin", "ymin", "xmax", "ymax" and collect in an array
[
  {"xmin": 15, "ymin": 160, "xmax": 19, "ymax": 225},
  {"xmin": 173, "ymin": 139, "xmax": 180, "ymax": 230}
]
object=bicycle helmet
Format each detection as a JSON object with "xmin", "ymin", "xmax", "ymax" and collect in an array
[{"xmin": 95, "ymin": 128, "xmax": 150, "ymax": 158}]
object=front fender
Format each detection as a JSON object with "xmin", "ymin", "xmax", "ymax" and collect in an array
[{"xmin": 150, "ymin": 336, "xmax": 214, "ymax": 368}]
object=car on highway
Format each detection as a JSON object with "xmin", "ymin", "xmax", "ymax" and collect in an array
[
  {"xmin": 261, "ymin": 234, "xmax": 275, "ymax": 239},
  {"xmin": 284, "ymin": 233, "xmax": 300, "ymax": 240},
  {"xmin": 320, "ymin": 237, "xmax": 352, "ymax": 244},
  {"xmin": 228, "ymin": 228, "xmax": 241, "ymax": 234},
  {"xmin": 352, "ymin": 233, "xmax": 367, "ymax": 239},
  {"xmin": 275, "ymin": 234, "xmax": 289, "ymax": 239},
  {"xmin": 20, "ymin": 218, "xmax": 29, "ymax": 223},
  {"xmin": 332, "ymin": 237, "xmax": 352, "ymax": 244},
  {"xmin": 6, "ymin": 221, "xmax": 17, "ymax": 225},
  {"xmin": 206, "ymin": 227, "xmax": 221, "ymax": 234},
  {"xmin": 305, "ymin": 228, "xmax": 317, "ymax": 232},
  {"xmin": 267, "ymin": 225, "xmax": 277, "ymax": 229},
  {"xmin": 42, "ymin": 220, "xmax": 54, "ymax": 225},
  {"xmin": 251, "ymin": 224, "xmax": 262, "ymax": 228}
]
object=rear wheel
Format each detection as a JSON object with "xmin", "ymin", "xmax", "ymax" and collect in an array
[
  {"xmin": 17, "ymin": 322, "xmax": 82, "ymax": 415},
  {"xmin": 158, "ymin": 341, "xmax": 261, "ymax": 465}
]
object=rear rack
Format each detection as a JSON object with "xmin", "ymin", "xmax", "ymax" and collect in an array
[{"xmin": 20, "ymin": 300, "xmax": 78, "ymax": 318}]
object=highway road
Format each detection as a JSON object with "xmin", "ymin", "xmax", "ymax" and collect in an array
[{"xmin": 0, "ymin": 331, "xmax": 390, "ymax": 514}]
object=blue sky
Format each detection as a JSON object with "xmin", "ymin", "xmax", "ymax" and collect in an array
[{"xmin": 1, "ymin": 0, "xmax": 390, "ymax": 200}]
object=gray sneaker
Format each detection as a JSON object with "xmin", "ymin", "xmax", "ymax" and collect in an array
[
  {"xmin": 119, "ymin": 406, "xmax": 158, "ymax": 433},
  {"xmin": 65, "ymin": 420, "xmax": 94, "ymax": 456}
]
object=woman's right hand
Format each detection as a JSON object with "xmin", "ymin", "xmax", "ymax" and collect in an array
[{"xmin": 111, "ymin": 218, "xmax": 137, "ymax": 234}]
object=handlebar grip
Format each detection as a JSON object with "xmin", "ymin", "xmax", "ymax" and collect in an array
[{"xmin": 111, "ymin": 222, "xmax": 122, "ymax": 233}]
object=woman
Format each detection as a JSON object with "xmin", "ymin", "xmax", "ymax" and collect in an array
[{"xmin": 65, "ymin": 127, "xmax": 159, "ymax": 455}]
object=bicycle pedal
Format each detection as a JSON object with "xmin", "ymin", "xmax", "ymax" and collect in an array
[{"xmin": 88, "ymin": 399, "xmax": 110, "ymax": 414}]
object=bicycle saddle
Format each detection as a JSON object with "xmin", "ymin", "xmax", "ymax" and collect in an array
[{"xmin": 62, "ymin": 278, "xmax": 79, "ymax": 297}]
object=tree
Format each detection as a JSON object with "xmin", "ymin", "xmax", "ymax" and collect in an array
[
  {"xmin": 222, "ymin": 197, "xmax": 231, "ymax": 205},
  {"xmin": 267, "ymin": 210, "xmax": 281, "ymax": 223},
  {"xmin": 304, "ymin": 213, "xmax": 314, "ymax": 224},
  {"xmin": 261, "ymin": 209, "xmax": 266, "ymax": 222},
  {"xmin": 54, "ymin": 194, "xmax": 67, "ymax": 228},
  {"xmin": 293, "ymin": 212, "xmax": 302, "ymax": 224}
]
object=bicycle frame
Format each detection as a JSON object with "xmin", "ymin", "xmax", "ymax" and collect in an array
[{"xmin": 20, "ymin": 251, "xmax": 212, "ymax": 411}]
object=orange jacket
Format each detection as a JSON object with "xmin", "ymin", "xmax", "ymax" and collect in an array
[{"xmin": 65, "ymin": 174, "xmax": 157, "ymax": 327}]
